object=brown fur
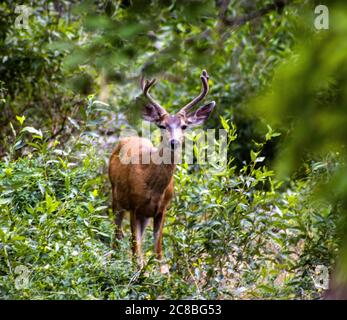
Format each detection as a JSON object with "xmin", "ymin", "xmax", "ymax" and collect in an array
[
  {"xmin": 109, "ymin": 136, "xmax": 174, "ymax": 269},
  {"xmin": 109, "ymin": 70, "xmax": 215, "ymax": 273}
]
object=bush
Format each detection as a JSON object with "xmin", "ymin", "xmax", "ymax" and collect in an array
[{"xmin": 0, "ymin": 114, "xmax": 339, "ymax": 299}]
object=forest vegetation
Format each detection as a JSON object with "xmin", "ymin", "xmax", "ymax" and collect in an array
[{"xmin": 1, "ymin": 0, "xmax": 347, "ymax": 299}]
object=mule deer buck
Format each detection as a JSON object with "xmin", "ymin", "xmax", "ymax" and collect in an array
[{"xmin": 109, "ymin": 70, "xmax": 215, "ymax": 273}]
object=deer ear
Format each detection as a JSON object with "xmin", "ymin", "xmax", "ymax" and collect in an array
[
  {"xmin": 143, "ymin": 103, "xmax": 162, "ymax": 123},
  {"xmin": 186, "ymin": 101, "xmax": 216, "ymax": 126}
]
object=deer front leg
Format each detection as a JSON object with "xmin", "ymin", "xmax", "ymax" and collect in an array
[
  {"xmin": 130, "ymin": 212, "xmax": 145, "ymax": 267},
  {"xmin": 114, "ymin": 210, "xmax": 125, "ymax": 240},
  {"xmin": 154, "ymin": 210, "xmax": 169, "ymax": 274},
  {"xmin": 112, "ymin": 210, "xmax": 125, "ymax": 250},
  {"xmin": 112, "ymin": 193, "xmax": 125, "ymax": 248}
]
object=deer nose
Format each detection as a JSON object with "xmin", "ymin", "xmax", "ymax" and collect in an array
[{"xmin": 170, "ymin": 139, "xmax": 180, "ymax": 150}]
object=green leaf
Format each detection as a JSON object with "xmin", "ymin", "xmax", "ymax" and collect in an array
[
  {"xmin": 265, "ymin": 124, "xmax": 281, "ymax": 141},
  {"xmin": 220, "ymin": 116, "xmax": 230, "ymax": 131},
  {"xmin": 0, "ymin": 198, "xmax": 12, "ymax": 205},
  {"xmin": 21, "ymin": 126, "xmax": 43, "ymax": 139},
  {"xmin": 250, "ymin": 150, "xmax": 259, "ymax": 162},
  {"xmin": 16, "ymin": 115, "xmax": 26, "ymax": 126}
]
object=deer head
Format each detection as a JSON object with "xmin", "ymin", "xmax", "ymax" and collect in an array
[{"xmin": 141, "ymin": 70, "xmax": 216, "ymax": 150}]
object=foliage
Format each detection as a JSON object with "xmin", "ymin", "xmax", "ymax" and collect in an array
[
  {"xmin": 0, "ymin": 0, "xmax": 297, "ymax": 164},
  {"xmin": 0, "ymin": 0, "xmax": 85, "ymax": 158},
  {"xmin": 250, "ymin": 0, "xmax": 347, "ymax": 292},
  {"xmin": 0, "ymin": 117, "xmax": 339, "ymax": 299},
  {"xmin": 0, "ymin": 0, "xmax": 345, "ymax": 300}
]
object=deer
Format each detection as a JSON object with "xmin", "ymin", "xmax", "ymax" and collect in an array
[{"xmin": 108, "ymin": 70, "xmax": 215, "ymax": 273}]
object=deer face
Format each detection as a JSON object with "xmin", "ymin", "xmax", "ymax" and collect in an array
[{"xmin": 141, "ymin": 70, "xmax": 216, "ymax": 150}]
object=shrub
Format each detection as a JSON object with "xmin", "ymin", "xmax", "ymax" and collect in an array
[{"xmin": 0, "ymin": 115, "xmax": 339, "ymax": 299}]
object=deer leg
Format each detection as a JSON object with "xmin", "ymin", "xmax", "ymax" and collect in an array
[
  {"xmin": 114, "ymin": 210, "xmax": 125, "ymax": 240},
  {"xmin": 112, "ymin": 192, "xmax": 125, "ymax": 248},
  {"xmin": 154, "ymin": 210, "xmax": 169, "ymax": 274},
  {"xmin": 130, "ymin": 212, "xmax": 144, "ymax": 267},
  {"xmin": 140, "ymin": 217, "xmax": 150, "ymax": 237}
]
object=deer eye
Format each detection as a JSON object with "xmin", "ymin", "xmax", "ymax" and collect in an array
[
  {"xmin": 158, "ymin": 124, "xmax": 166, "ymax": 129},
  {"xmin": 181, "ymin": 125, "xmax": 187, "ymax": 130}
]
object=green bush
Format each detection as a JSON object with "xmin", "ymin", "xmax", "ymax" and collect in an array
[
  {"xmin": 1, "ymin": 0, "xmax": 345, "ymax": 300},
  {"xmin": 0, "ymin": 115, "xmax": 339, "ymax": 299}
]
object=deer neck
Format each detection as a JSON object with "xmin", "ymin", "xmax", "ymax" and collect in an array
[{"xmin": 148, "ymin": 147, "xmax": 177, "ymax": 193}]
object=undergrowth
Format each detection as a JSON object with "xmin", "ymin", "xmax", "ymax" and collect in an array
[{"xmin": 0, "ymin": 114, "xmax": 339, "ymax": 299}]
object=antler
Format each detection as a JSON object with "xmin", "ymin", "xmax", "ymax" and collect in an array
[
  {"xmin": 178, "ymin": 70, "xmax": 210, "ymax": 115},
  {"xmin": 140, "ymin": 76, "xmax": 167, "ymax": 117}
]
